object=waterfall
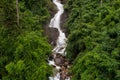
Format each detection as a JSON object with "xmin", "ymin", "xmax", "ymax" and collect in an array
[
  {"xmin": 49, "ymin": 0, "xmax": 67, "ymax": 56},
  {"xmin": 48, "ymin": 0, "xmax": 70, "ymax": 80}
]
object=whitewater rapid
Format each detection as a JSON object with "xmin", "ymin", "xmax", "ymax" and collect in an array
[
  {"xmin": 49, "ymin": 0, "xmax": 67, "ymax": 56},
  {"xmin": 48, "ymin": 0, "xmax": 69, "ymax": 80}
]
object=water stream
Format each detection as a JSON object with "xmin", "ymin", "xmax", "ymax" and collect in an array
[
  {"xmin": 48, "ymin": 0, "xmax": 70, "ymax": 80},
  {"xmin": 49, "ymin": 0, "xmax": 67, "ymax": 55}
]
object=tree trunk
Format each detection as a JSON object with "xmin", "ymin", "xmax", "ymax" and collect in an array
[
  {"xmin": 101, "ymin": 0, "xmax": 103, "ymax": 7},
  {"xmin": 16, "ymin": 0, "xmax": 19, "ymax": 26}
]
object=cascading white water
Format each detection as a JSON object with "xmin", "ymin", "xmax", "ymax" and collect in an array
[
  {"xmin": 49, "ymin": 0, "xmax": 67, "ymax": 56},
  {"xmin": 48, "ymin": 0, "xmax": 70, "ymax": 80}
]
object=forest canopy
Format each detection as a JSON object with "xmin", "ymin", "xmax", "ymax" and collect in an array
[
  {"xmin": 0, "ymin": 0, "xmax": 54, "ymax": 80},
  {"xmin": 0, "ymin": 0, "xmax": 120, "ymax": 80},
  {"xmin": 65, "ymin": 0, "xmax": 120, "ymax": 80}
]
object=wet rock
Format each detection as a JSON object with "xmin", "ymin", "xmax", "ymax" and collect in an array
[
  {"xmin": 54, "ymin": 57, "xmax": 64, "ymax": 66},
  {"xmin": 61, "ymin": 10, "xmax": 69, "ymax": 36},
  {"xmin": 56, "ymin": 53, "xmax": 62, "ymax": 58},
  {"xmin": 48, "ymin": 54, "xmax": 54, "ymax": 60},
  {"xmin": 60, "ymin": 72, "xmax": 66, "ymax": 80},
  {"xmin": 64, "ymin": 61, "xmax": 69, "ymax": 67},
  {"xmin": 61, "ymin": 0, "xmax": 67, "ymax": 4},
  {"xmin": 60, "ymin": 66, "xmax": 67, "ymax": 80},
  {"xmin": 44, "ymin": 27, "xmax": 59, "ymax": 46}
]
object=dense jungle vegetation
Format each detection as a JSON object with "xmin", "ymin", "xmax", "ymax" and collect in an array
[
  {"xmin": 65, "ymin": 0, "xmax": 120, "ymax": 80},
  {"xmin": 0, "ymin": 0, "xmax": 54, "ymax": 80},
  {"xmin": 0, "ymin": 0, "xmax": 120, "ymax": 80}
]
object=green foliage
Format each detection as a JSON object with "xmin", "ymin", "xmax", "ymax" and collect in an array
[
  {"xmin": 72, "ymin": 47, "xmax": 120, "ymax": 80},
  {"xmin": 0, "ymin": 0, "xmax": 53, "ymax": 79},
  {"xmin": 65, "ymin": 0, "xmax": 120, "ymax": 80},
  {"xmin": 5, "ymin": 60, "xmax": 25, "ymax": 74}
]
